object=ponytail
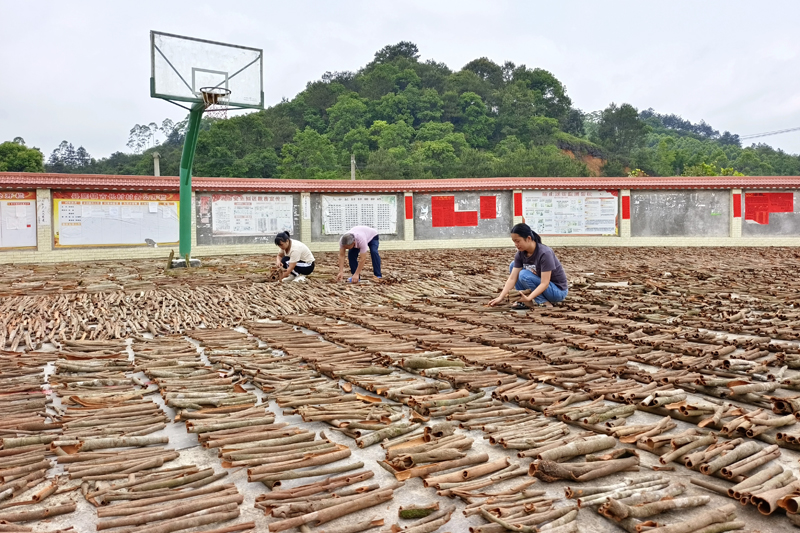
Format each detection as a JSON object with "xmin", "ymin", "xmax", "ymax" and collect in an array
[
  {"xmin": 510, "ymin": 223, "xmax": 542, "ymax": 244},
  {"xmin": 274, "ymin": 231, "xmax": 291, "ymax": 246}
]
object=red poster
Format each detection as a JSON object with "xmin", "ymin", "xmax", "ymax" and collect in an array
[
  {"xmin": 455, "ymin": 211, "xmax": 478, "ymax": 227},
  {"xmin": 733, "ymin": 193, "xmax": 742, "ymax": 218},
  {"xmin": 480, "ymin": 196, "xmax": 497, "ymax": 219},
  {"xmin": 745, "ymin": 192, "xmax": 794, "ymax": 225},
  {"xmin": 431, "ymin": 196, "xmax": 455, "ymax": 227},
  {"xmin": 404, "ymin": 196, "xmax": 413, "ymax": 220},
  {"xmin": 621, "ymin": 196, "xmax": 631, "ymax": 220},
  {"xmin": 513, "ymin": 192, "xmax": 522, "ymax": 217}
]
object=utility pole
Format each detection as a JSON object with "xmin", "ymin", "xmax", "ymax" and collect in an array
[{"xmin": 351, "ymin": 154, "xmax": 356, "ymax": 180}]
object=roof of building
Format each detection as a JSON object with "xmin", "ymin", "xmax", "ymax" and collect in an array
[{"xmin": 1, "ymin": 172, "xmax": 799, "ymax": 192}]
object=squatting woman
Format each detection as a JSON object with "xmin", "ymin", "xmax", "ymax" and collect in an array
[
  {"xmin": 274, "ymin": 231, "xmax": 315, "ymax": 281},
  {"xmin": 488, "ymin": 223, "xmax": 568, "ymax": 308}
]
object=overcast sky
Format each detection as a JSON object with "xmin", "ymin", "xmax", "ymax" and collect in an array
[{"xmin": 2, "ymin": 0, "xmax": 800, "ymax": 160}]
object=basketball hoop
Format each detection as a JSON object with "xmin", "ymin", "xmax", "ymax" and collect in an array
[{"xmin": 200, "ymin": 87, "xmax": 231, "ymax": 120}]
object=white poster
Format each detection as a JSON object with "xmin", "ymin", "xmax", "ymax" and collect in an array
[
  {"xmin": 53, "ymin": 192, "xmax": 179, "ymax": 247},
  {"xmin": 0, "ymin": 192, "xmax": 37, "ymax": 248},
  {"xmin": 322, "ymin": 195, "xmax": 397, "ymax": 235},
  {"xmin": 210, "ymin": 194, "xmax": 293, "ymax": 236},
  {"xmin": 522, "ymin": 190, "xmax": 618, "ymax": 235}
]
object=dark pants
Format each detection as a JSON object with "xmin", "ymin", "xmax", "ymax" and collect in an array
[
  {"xmin": 348, "ymin": 236, "xmax": 381, "ymax": 278},
  {"xmin": 281, "ymin": 256, "xmax": 315, "ymax": 276}
]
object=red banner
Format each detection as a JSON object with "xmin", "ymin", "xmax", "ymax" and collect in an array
[
  {"xmin": 732, "ymin": 193, "xmax": 742, "ymax": 218},
  {"xmin": 0, "ymin": 191, "xmax": 35, "ymax": 200},
  {"xmin": 404, "ymin": 196, "xmax": 413, "ymax": 220},
  {"xmin": 53, "ymin": 191, "xmax": 179, "ymax": 202},
  {"xmin": 745, "ymin": 192, "xmax": 794, "ymax": 225},
  {"xmin": 513, "ymin": 192, "xmax": 522, "ymax": 217},
  {"xmin": 480, "ymin": 196, "xmax": 497, "ymax": 219},
  {"xmin": 621, "ymin": 196, "xmax": 631, "ymax": 220},
  {"xmin": 431, "ymin": 196, "xmax": 455, "ymax": 227}
]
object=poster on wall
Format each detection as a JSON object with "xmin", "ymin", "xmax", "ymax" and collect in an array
[
  {"xmin": 210, "ymin": 194, "xmax": 293, "ymax": 236},
  {"xmin": 744, "ymin": 192, "xmax": 794, "ymax": 225},
  {"xmin": 53, "ymin": 191, "xmax": 179, "ymax": 247},
  {"xmin": 0, "ymin": 191, "xmax": 37, "ymax": 249},
  {"xmin": 322, "ymin": 195, "xmax": 397, "ymax": 235},
  {"xmin": 522, "ymin": 190, "xmax": 618, "ymax": 235}
]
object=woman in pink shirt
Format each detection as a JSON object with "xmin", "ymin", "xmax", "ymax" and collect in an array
[{"xmin": 336, "ymin": 226, "xmax": 382, "ymax": 283}]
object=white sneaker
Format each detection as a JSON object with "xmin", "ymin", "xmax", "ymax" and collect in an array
[
  {"xmin": 292, "ymin": 275, "xmax": 307, "ymax": 283},
  {"xmin": 281, "ymin": 273, "xmax": 296, "ymax": 283}
]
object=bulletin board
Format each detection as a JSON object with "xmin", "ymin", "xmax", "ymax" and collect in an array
[
  {"xmin": 522, "ymin": 190, "xmax": 618, "ymax": 235},
  {"xmin": 0, "ymin": 191, "xmax": 37, "ymax": 249},
  {"xmin": 321, "ymin": 195, "xmax": 397, "ymax": 235},
  {"xmin": 209, "ymin": 194, "xmax": 293, "ymax": 236},
  {"xmin": 53, "ymin": 191, "xmax": 179, "ymax": 247}
]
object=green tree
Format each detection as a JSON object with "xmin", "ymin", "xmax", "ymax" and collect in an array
[
  {"xmin": 511, "ymin": 66, "xmax": 572, "ymax": 121},
  {"xmin": 444, "ymin": 70, "xmax": 493, "ymax": 103},
  {"xmin": 495, "ymin": 81, "xmax": 542, "ymax": 143},
  {"xmin": 415, "ymin": 122, "xmax": 455, "ymax": 142},
  {"xmin": 365, "ymin": 148, "xmax": 406, "ymax": 180},
  {"xmin": 458, "ymin": 92, "xmax": 495, "ymax": 148},
  {"xmin": 279, "ymin": 127, "xmax": 340, "ymax": 179},
  {"xmin": 46, "ymin": 141, "xmax": 92, "ymax": 172},
  {"xmin": 194, "ymin": 113, "xmax": 278, "ymax": 178},
  {"xmin": 595, "ymin": 103, "xmax": 648, "ymax": 156},
  {"xmin": 327, "ymin": 94, "xmax": 369, "ymax": 141},
  {"xmin": 372, "ymin": 92, "xmax": 413, "ymax": 124},
  {"xmin": 341, "ymin": 126, "xmax": 373, "ymax": 167},
  {"xmin": 374, "ymin": 120, "xmax": 415, "ymax": 150},
  {"xmin": 461, "ymin": 57, "xmax": 504, "ymax": 90},
  {"xmin": 367, "ymin": 41, "xmax": 420, "ymax": 68},
  {"xmin": 561, "ymin": 108, "xmax": 585, "ymax": 137},
  {"xmin": 495, "ymin": 145, "xmax": 590, "ymax": 177},
  {"xmin": 0, "ymin": 139, "xmax": 44, "ymax": 172}
]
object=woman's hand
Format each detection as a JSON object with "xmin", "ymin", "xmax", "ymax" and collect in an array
[
  {"xmin": 488, "ymin": 295, "xmax": 505, "ymax": 307},
  {"xmin": 336, "ymin": 271, "xmax": 344, "ymax": 282},
  {"xmin": 518, "ymin": 292, "xmax": 535, "ymax": 303}
]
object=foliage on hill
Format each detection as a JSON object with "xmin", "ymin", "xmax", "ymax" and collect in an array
[
  {"xmin": 0, "ymin": 138, "xmax": 44, "ymax": 173},
  {"xmin": 5, "ymin": 42, "xmax": 800, "ymax": 179}
]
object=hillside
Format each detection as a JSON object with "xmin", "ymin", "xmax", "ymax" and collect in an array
[{"xmin": 8, "ymin": 41, "xmax": 800, "ymax": 179}]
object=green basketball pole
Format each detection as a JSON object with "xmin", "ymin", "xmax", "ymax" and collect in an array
[{"xmin": 178, "ymin": 102, "xmax": 205, "ymax": 258}]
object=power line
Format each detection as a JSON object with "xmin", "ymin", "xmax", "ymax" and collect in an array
[{"xmin": 739, "ymin": 126, "xmax": 800, "ymax": 140}]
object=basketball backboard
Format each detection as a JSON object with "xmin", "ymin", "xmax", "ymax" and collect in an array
[{"xmin": 150, "ymin": 31, "xmax": 264, "ymax": 110}]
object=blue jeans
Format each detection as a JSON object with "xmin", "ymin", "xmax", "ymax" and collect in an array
[
  {"xmin": 509, "ymin": 261, "xmax": 568, "ymax": 304},
  {"xmin": 349, "ymin": 236, "xmax": 382, "ymax": 278}
]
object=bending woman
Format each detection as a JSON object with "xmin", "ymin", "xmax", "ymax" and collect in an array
[
  {"xmin": 274, "ymin": 231, "xmax": 315, "ymax": 281},
  {"xmin": 489, "ymin": 223, "xmax": 568, "ymax": 308}
]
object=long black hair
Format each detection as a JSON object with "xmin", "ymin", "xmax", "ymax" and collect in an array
[
  {"xmin": 510, "ymin": 223, "xmax": 542, "ymax": 244},
  {"xmin": 274, "ymin": 231, "xmax": 291, "ymax": 246}
]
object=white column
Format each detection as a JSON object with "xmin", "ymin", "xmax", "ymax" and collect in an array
[
  {"xmin": 404, "ymin": 192, "xmax": 414, "ymax": 241},
  {"xmin": 620, "ymin": 189, "xmax": 631, "ymax": 239},
  {"xmin": 300, "ymin": 192, "xmax": 312, "ymax": 243},
  {"xmin": 731, "ymin": 189, "xmax": 742, "ymax": 238},
  {"xmin": 36, "ymin": 189, "xmax": 52, "ymax": 252}
]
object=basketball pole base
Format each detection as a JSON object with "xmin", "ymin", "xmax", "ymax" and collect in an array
[{"xmin": 178, "ymin": 102, "xmax": 205, "ymax": 260}]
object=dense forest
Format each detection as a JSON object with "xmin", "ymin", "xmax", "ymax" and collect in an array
[{"xmin": 3, "ymin": 42, "xmax": 800, "ymax": 178}]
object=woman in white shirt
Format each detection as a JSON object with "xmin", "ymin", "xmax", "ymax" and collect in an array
[{"xmin": 274, "ymin": 232, "xmax": 315, "ymax": 281}]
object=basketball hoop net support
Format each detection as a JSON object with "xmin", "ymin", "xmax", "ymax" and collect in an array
[{"xmin": 178, "ymin": 101, "xmax": 205, "ymax": 258}]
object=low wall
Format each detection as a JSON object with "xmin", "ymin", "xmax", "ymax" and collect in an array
[{"xmin": 0, "ymin": 174, "xmax": 798, "ymax": 264}]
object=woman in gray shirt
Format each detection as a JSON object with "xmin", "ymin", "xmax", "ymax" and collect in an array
[{"xmin": 489, "ymin": 223, "xmax": 568, "ymax": 308}]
